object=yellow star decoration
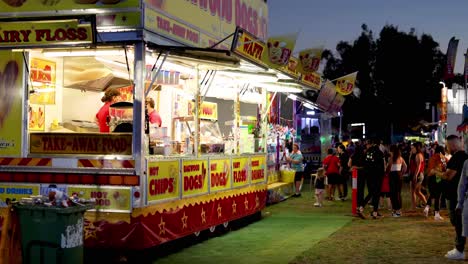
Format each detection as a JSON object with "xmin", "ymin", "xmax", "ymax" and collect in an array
[
  {"xmin": 232, "ymin": 200, "xmax": 237, "ymax": 214},
  {"xmin": 255, "ymin": 195, "xmax": 260, "ymax": 208},
  {"xmin": 217, "ymin": 204, "xmax": 222, "ymax": 218},
  {"xmin": 84, "ymin": 222, "xmax": 97, "ymax": 240},
  {"xmin": 158, "ymin": 217, "xmax": 166, "ymax": 235},
  {"xmin": 244, "ymin": 197, "xmax": 249, "ymax": 210},
  {"xmin": 201, "ymin": 207, "xmax": 206, "ymax": 224},
  {"xmin": 181, "ymin": 212, "xmax": 188, "ymax": 229}
]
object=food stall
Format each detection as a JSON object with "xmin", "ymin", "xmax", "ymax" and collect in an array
[{"xmin": 0, "ymin": 0, "xmax": 304, "ymax": 250}]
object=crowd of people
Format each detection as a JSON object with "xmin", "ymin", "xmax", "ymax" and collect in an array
[{"xmin": 285, "ymin": 134, "xmax": 468, "ymax": 260}]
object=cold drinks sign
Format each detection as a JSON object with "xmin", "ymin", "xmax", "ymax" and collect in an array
[{"xmin": 0, "ymin": 18, "xmax": 95, "ymax": 48}]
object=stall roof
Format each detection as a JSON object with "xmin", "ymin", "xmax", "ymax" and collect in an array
[{"xmin": 147, "ymin": 44, "xmax": 241, "ymax": 70}]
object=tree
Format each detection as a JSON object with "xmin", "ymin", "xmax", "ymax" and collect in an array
[{"xmin": 322, "ymin": 24, "xmax": 446, "ymax": 142}]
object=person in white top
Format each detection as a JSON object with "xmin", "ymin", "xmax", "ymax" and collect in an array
[{"xmin": 386, "ymin": 144, "xmax": 407, "ymax": 217}]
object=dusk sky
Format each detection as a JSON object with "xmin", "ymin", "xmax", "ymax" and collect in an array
[{"xmin": 268, "ymin": 0, "xmax": 468, "ymax": 75}]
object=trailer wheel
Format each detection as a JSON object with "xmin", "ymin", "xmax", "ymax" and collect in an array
[
  {"xmin": 222, "ymin": 221, "xmax": 229, "ymax": 228},
  {"xmin": 209, "ymin": 226, "xmax": 216, "ymax": 233},
  {"xmin": 194, "ymin": 231, "xmax": 201, "ymax": 237}
]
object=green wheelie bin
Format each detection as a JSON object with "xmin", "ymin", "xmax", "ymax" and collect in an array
[{"xmin": 14, "ymin": 204, "xmax": 94, "ymax": 264}]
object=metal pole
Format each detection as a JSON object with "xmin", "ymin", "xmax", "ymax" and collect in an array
[{"xmin": 338, "ymin": 112, "xmax": 342, "ymax": 142}]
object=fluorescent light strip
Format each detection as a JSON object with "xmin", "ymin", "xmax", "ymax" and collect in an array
[{"xmin": 43, "ymin": 49, "xmax": 126, "ymax": 57}]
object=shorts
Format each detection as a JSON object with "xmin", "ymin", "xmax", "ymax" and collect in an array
[
  {"xmin": 294, "ymin": 171, "xmax": 304, "ymax": 182},
  {"xmin": 327, "ymin": 173, "xmax": 340, "ymax": 185},
  {"xmin": 315, "ymin": 188, "xmax": 325, "ymax": 195},
  {"xmin": 413, "ymin": 172, "xmax": 424, "ymax": 184}
]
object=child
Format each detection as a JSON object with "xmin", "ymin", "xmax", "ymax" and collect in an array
[
  {"xmin": 380, "ymin": 172, "xmax": 392, "ymax": 210},
  {"xmin": 314, "ymin": 168, "xmax": 326, "ymax": 207}
]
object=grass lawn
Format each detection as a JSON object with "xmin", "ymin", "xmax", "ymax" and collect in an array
[
  {"xmin": 152, "ymin": 190, "xmax": 350, "ymax": 264},
  {"xmin": 291, "ymin": 183, "xmax": 458, "ymax": 264},
  {"xmin": 92, "ymin": 182, "xmax": 460, "ymax": 263}
]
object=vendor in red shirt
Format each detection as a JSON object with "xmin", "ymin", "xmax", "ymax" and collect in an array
[
  {"xmin": 96, "ymin": 88, "xmax": 121, "ymax": 132},
  {"xmin": 146, "ymin": 97, "xmax": 162, "ymax": 127}
]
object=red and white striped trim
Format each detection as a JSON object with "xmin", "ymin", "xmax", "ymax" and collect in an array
[
  {"xmin": 78, "ymin": 159, "xmax": 135, "ymax": 169},
  {"xmin": 0, "ymin": 158, "xmax": 51, "ymax": 167}
]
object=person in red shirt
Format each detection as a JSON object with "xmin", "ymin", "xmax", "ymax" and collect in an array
[
  {"xmin": 145, "ymin": 97, "xmax": 162, "ymax": 127},
  {"xmin": 96, "ymin": 88, "xmax": 121, "ymax": 133},
  {"xmin": 323, "ymin": 148, "xmax": 340, "ymax": 201}
]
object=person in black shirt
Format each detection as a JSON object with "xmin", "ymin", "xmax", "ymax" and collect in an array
[
  {"xmin": 350, "ymin": 143, "xmax": 366, "ymax": 217},
  {"xmin": 360, "ymin": 138, "xmax": 385, "ymax": 219},
  {"xmin": 337, "ymin": 144, "xmax": 350, "ymax": 201},
  {"xmin": 433, "ymin": 135, "xmax": 468, "ymax": 260}
]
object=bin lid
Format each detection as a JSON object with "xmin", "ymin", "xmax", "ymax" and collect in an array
[{"xmin": 14, "ymin": 203, "xmax": 95, "ymax": 214}]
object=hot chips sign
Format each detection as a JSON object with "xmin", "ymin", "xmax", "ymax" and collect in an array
[{"xmin": 147, "ymin": 160, "xmax": 180, "ymax": 201}]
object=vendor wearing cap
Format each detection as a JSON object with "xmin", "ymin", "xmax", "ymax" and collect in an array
[{"xmin": 146, "ymin": 97, "xmax": 162, "ymax": 127}]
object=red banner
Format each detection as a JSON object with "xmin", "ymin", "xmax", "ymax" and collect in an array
[
  {"xmin": 82, "ymin": 189, "xmax": 267, "ymax": 249},
  {"xmin": 444, "ymin": 37, "xmax": 459, "ymax": 80}
]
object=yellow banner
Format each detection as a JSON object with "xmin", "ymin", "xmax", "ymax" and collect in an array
[
  {"xmin": 0, "ymin": 184, "xmax": 39, "ymax": 205},
  {"xmin": 0, "ymin": 19, "xmax": 94, "ymax": 48},
  {"xmin": 335, "ymin": 72, "xmax": 357, "ymax": 96},
  {"xmin": 278, "ymin": 56, "xmax": 301, "ymax": 80},
  {"xmin": 301, "ymin": 72, "xmax": 322, "ymax": 90},
  {"xmin": 68, "ymin": 186, "xmax": 131, "ymax": 212},
  {"xmin": 263, "ymin": 33, "xmax": 297, "ymax": 69},
  {"xmin": 297, "ymin": 48, "xmax": 323, "ymax": 74},
  {"xmin": 250, "ymin": 155, "xmax": 266, "ymax": 183},
  {"xmin": 144, "ymin": 0, "xmax": 268, "ymax": 47},
  {"xmin": 29, "ymin": 133, "xmax": 132, "ymax": 155},
  {"xmin": 147, "ymin": 159, "xmax": 180, "ymax": 201},
  {"xmin": 182, "ymin": 159, "xmax": 208, "ymax": 197},
  {"xmin": 188, "ymin": 101, "xmax": 218, "ymax": 120},
  {"xmin": 0, "ymin": 51, "xmax": 23, "ymax": 156},
  {"xmin": 0, "ymin": 0, "xmax": 139, "ymax": 13},
  {"xmin": 232, "ymin": 157, "xmax": 249, "ymax": 187},
  {"xmin": 209, "ymin": 158, "xmax": 232, "ymax": 192}
]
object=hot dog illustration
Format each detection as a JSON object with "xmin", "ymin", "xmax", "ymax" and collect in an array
[
  {"xmin": 0, "ymin": 61, "xmax": 19, "ymax": 129},
  {"xmin": 267, "ymin": 40, "xmax": 290, "ymax": 66},
  {"xmin": 298, "ymin": 48, "xmax": 323, "ymax": 73}
]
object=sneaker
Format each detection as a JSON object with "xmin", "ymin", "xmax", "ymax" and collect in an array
[
  {"xmin": 392, "ymin": 212, "xmax": 401, "ymax": 217},
  {"xmin": 371, "ymin": 211, "xmax": 382, "ymax": 219},
  {"xmin": 434, "ymin": 212, "xmax": 444, "ymax": 221},
  {"xmin": 356, "ymin": 206, "xmax": 366, "ymax": 219},
  {"xmin": 423, "ymin": 206, "xmax": 429, "ymax": 217},
  {"xmin": 445, "ymin": 248, "xmax": 465, "ymax": 260},
  {"xmin": 314, "ymin": 202, "xmax": 320, "ymax": 207}
]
